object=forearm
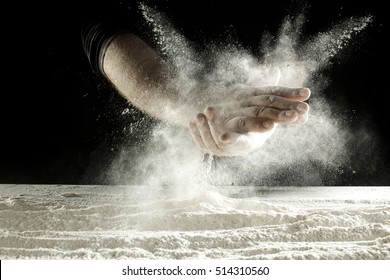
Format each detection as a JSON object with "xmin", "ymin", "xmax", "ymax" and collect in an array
[{"xmin": 103, "ymin": 33, "xmax": 200, "ymax": 126}]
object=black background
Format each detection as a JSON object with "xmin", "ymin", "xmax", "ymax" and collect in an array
[{"xmin": 1, "ymin": 0, "xmax": 388, "ymax": 185}]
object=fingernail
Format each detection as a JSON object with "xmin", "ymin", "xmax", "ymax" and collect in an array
[
  {"xmin": 220, "ymin": 133, "xmax": 231, "ymax": 143},
  {"xmin": 285, "ymin": 110, "xmax": 294, "ymax": 117},
  {"xmin": 296, "ymin": 104, "xmax": 307, "ymax": 112},
  {"xmin": 196, "ymin": 116, "xmax": 205, "ymax": 126},
  {"xmin": 220, "ymin": 132, "xmax": 238, "ymax": 144},
  {"xmin": 300, "ymin": 88, "xmax": 311, "ymax": 97},
  {"xmin": 205, "ymin": 107, "xmax": 215, "ymax": 120}
]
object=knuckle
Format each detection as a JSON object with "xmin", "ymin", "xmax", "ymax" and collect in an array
[
  {"xmin": 255, "ymin": 106, "xmax": 266, "ymax": 117},
  {"xmin": 266, "ymin": 95, "xmax": 275, "ymax": 105},
  {"xmin": 238, "ymin": 117, "xmax": 246, "ymax": 131}
]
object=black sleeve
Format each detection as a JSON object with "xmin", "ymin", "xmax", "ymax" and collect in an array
[
  {"xmin": 80, "ymin": 1, "xmax": 146, "ymax": 77},
  {"xmin": 81, "ymin": 20, "xmax": 130, "ymax": 76}
]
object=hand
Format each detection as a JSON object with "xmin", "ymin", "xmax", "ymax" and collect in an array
[
  {"xmin": 189, "ymin": 106, "xmax": 276, "ymax": 156},
  {"xmin": 188, "ymin": 85, "xmax": 311, "ymax": 157}
]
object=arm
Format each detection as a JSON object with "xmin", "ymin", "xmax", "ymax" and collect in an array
[
  {"xmin": 82, "ymin": 22, "xmax": 310, "ymax": 156},
  {"xmin": 81, "ymin": 21, "xmax": 202, "ymax": 126},
  {"xmin": 102, "ymin": 33, "xmax": 201, "ymax": 126}
]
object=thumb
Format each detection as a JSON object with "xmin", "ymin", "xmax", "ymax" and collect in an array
[{"xmin": 219, "ymin": 131, "xmax": 240, "ymax": 144}]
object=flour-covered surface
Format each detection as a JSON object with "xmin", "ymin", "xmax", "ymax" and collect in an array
[{"xmin": 0, "ymin": 185, "xmax": 389, "ymax": 260}]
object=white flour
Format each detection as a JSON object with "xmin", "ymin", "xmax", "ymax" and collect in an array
[
  {"xmin": 108, "ymin": 4, "xmax": 377, "ymax": 187},
  {"xmin": 1, "ymin": 185, "xmax": 389, "ymax": 259}
]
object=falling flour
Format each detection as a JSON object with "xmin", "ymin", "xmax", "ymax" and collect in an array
[{"xmin": 107, "ymin": 2, "xmax": 376, "ymax": 188}]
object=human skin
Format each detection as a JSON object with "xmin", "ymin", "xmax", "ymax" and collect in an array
[
  {"xmin": 102, "ymin": 33, "xmax": 310, "ymax": 156},
  {"xmin": 190, "ymin": 86, "xmax": 310, "ymax": 156}
]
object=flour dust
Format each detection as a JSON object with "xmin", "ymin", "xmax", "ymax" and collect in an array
[{"xmin": 107, "ymin": 3, "xmax": 377, "ymax": 190}]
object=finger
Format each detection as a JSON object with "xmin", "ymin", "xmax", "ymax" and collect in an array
[
  {"xmin": 204, "ymin": 107, "xmax": 227, "ymax": 144},
  {"xmin": 243, "ymin": 106, "xmax": 299, "ymax": 124},
  {"xmin": 295, "ymin": 112, "xmax": 309, "ymax": 124},
  {"xmin": 287, "ymin": 102, "xmax": 310, "ymax": 124},
  {"xmin": 239, "ymin": 86, "xmax": 311, "ymax": 101},
  {"xmin": 195, "ymin": 113, "xmax": 220, "ymax": 155},
  {"xmin": 242, "ymin": 95, "xmax": 310, "ymax": 112},
  {"xmin": 247, "ymin": 102, "xmax": 310, "ymax": 125},
  {"xmin": 294, "ymin": 104, "xmax": 310, "ymax": 124},
  {"xmin": 188, "ymin": 122, "xmax": 207, "ymax": 152},
  {"xmin": 226, "ymin": 116, "xmax": 274, "ymax": 133},
  {"xmin": 219, "ymin": 131, "xmax": 241, "ymax": 144}
]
